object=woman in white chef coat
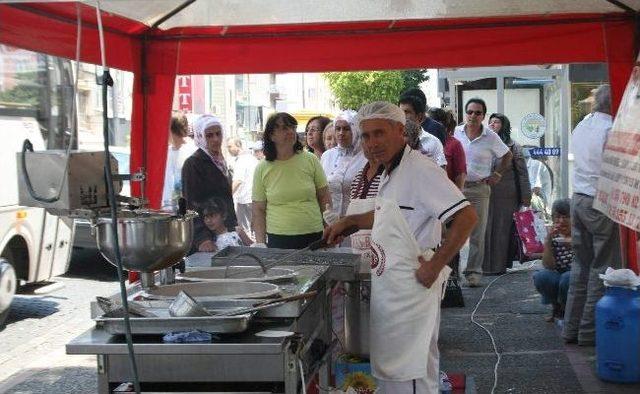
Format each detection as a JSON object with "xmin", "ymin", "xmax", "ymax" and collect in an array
[{"xmin": 320, "ymin": 110, "xmax": 367, "ymax": 225}]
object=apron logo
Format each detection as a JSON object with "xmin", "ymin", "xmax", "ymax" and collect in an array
[{"xmin": 370, "ymin": 240, "xmax": 386, "ymax": 276}]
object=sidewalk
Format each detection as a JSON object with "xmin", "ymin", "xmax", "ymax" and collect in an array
[{"xmin": 440, "ymin": 265, "xmax": 640, "ymax": 393}]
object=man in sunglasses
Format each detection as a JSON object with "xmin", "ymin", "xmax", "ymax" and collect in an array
[{"xmin": 454, "ymin": 98, "xmax": 512, "ymax": 287}]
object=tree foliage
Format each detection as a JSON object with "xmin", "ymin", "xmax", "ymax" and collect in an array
[
  {"xmin": 402, "ymin": 69, "xmax": 429, "ymax": 91},
  {"xmin": 0, "ymin": 71, "xmax": 39, "ymax": 106},
  {"xmin": 324, "ymin": 71, "xmax": 405, "ymax": 110},
  {"xmin": 324, "ymin": 70, "xmax": 428, "ymax": 110}
]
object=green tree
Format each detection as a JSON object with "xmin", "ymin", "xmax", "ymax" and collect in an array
[
  {"xmin": 324, "ymin": 70, "xmax": 429, "ymax": 110},
  {"xmin": 0, "ymin": 71, "xmax": 39, "ymax": 107},
  {"xmin": 401, "ymin": 69, "xmax": 428, "ymax": 91},
  {"xmin": 323, "ymin": 71, "xmax": 405, "ymax": 110}
]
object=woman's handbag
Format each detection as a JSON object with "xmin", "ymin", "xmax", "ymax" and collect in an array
[{"xmin": 513, "ymin": 209, "xmax": 546, "ymax": 261}]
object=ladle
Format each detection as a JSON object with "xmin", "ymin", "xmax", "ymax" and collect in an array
[{"xmin": 212, "ymin": 291, "xmax": 318, "ymax": 316}]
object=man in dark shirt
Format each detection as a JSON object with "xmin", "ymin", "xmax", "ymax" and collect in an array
[{"xmin": 398, "ymin": 87, "xmax": 446, "ymax": 146}]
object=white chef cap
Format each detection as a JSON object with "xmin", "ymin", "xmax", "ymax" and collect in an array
[
  {"xmin": 335, "ymin": 109, "xmax": 358, "ymax": 127},
  {"xmin": 357, "ymin": 101, "xmax": 406, "ymax": 127},
  {"xmin": 334, "ymin": 109, "xmax": 361, "ymax": 152}
]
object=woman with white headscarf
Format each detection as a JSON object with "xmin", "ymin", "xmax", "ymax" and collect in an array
[
  {"xmin": 182, "ymin": 114, "xmax": 237, "ymax": 253},
  {"xmin": 320, "ymin": 110, "xmax": 367, "ymax": 223}
]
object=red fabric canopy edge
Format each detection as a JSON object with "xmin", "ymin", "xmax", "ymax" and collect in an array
[
  {"xmin": 0, "ymin": 4, "xmax": 140, "ymax": 71},
  {"xmin": 12, "ymin": 2, "xmax": 149, "ymax": 36},
  {"xmin": 148, "ymin": 21, "xmax": 618, "ymax": 75},
  {"xmin": 133, "ymin": 19, "xmax": 635, "ymax": 211}
]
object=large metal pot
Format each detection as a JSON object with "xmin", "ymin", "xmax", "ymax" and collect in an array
[
  {"xmin": 96, "ymin": 209, "xmax": 197, "ymax": 272},
  {"xmin": 344, "ymin": 279, "xmax": 370, "ymax": 357}
]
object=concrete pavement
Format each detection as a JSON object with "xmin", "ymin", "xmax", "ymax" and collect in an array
[
  {"xmin": 0, "ymin": 249, "xmax": 119, "ymax": 393},
  {"xmin": 440, "ymin": 263, "xmax": 640, "ymax": 393}
]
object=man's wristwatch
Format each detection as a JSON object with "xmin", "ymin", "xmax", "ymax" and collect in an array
[{"xmin": 493, "ymin": 171, "xmax": 503, "ymax": 179}]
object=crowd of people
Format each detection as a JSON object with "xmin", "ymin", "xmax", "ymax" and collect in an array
[
  {"xmin": 164, "ymin": 91, "xmax": 533, "ymax": 265},
  {"xmin": 158, "ymin": 83, "xmax": 622, "ymax": 390},
  {"xmin": 161, "ymin": 87, "xmax": 609, "ymax": 285}
]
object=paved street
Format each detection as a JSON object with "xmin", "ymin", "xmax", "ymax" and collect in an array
[{"xmin": 0, "ymin": 249, "xmax": 120, "ymax": 393}]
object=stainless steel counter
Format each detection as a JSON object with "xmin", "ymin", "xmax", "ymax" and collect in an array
[
  {"xmin": 67, "ymin": 320, "xmax": 319, "ymax": 392},
  {"xmin": 67, "ymin": 320, "xmax": 293, "ymax": 355},
  {"xmin": 67, "ymin": 255, "xmax": 360, "ymax": 393}
]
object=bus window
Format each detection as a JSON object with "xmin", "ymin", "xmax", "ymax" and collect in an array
[{"xmin": 0, "ymin": 44, "xmax": 75, "ymax": 150}]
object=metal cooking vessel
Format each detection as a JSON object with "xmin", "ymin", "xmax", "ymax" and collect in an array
[
  {"xmin": 344, "ymin": 279, "xmax": 370, "ymax": 357},
  {"xmin": 96, "ymin": 209, "xmax": 197, "ymax": 272}
]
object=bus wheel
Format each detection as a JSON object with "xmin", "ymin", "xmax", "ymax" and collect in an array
[{"xmin": 0, "ymin": 258, "xmax": 17, "ymax": 328}]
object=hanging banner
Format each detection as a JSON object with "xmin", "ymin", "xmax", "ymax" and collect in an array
[
  {"xmin": 176, "ymin": 75, "xmax": 193, "ymax": 111},
  {"xmin": 594, "ymin": 60, "xmax": 640, "ymax": 231}
]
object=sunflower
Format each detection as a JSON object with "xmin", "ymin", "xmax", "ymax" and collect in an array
[{"xmin": 341, "ymin": 371, "xmax": 376, "ymax": 393}]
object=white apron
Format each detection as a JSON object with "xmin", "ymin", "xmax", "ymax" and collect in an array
[
  {"xmin": 369, "ymin": 197, "xmax": 451, "ymax": 391},
  {"xmin": 345, "ymin": 197, "xmax": 376, "ymax": 271}
]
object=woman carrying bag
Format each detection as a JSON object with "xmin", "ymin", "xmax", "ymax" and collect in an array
[{"xmin": 483, "ymin": 113, "xmax": 532, "ymax": 275}]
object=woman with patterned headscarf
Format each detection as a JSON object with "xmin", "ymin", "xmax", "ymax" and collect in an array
[
  {"xmin": 320, "ymin": 110, "xmax": 367, "ymax": 224},
  {"xmin": 182, "ymin": 114, "xmax": 237, "ymax": 253}
]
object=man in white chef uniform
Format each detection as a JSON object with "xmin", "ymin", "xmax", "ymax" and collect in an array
[{"xmin": 325, "ymin": 102, "xmax": 477, "ymax": 393}]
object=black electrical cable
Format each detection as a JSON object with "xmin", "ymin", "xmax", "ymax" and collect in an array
[{"xmin": 100, "ymin": 69, "xmax": 141, "ymax": 394}]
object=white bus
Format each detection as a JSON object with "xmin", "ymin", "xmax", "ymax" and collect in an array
[{"xmin": 0, "ymin": 44, "xmax": 75, "ymax": 326}]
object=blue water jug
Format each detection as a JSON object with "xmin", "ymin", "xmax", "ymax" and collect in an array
[{"xmin": 595, "ymin": 286, "xmax": 640, "ymax": 383}]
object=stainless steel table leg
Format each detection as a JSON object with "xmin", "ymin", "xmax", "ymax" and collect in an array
[
  {"xmin": 284, "ymin": 343, "xmax": 298, "ymax": 394},
  {"xmin": 97, "ymin": 354, "xmax": 110, "ymax": 394}
]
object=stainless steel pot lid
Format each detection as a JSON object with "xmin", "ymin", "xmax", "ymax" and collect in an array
[{"xmin": 142, "ymin": 281, "xmax": 280, "ymax": 300}]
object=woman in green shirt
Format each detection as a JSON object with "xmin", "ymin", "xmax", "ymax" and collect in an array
[{"xmin": 252, "ymin": 112, "xmax": 332, "ymax": 249}]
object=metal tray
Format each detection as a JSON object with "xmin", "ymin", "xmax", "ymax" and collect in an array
[
  {"xmin": 91, "ymin": 298, "xmax": 303, "ymax": 320},
  {"xmin": 95, "ymin": 309, "xmax": 253, "ymax": 335},
  {"xmin": 141, "ymin": 281, "xmax": 281, "ymax": 301},
  {"xmin": 178, "ymin": 266, "xmax": 296, "ymax": 283}
]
